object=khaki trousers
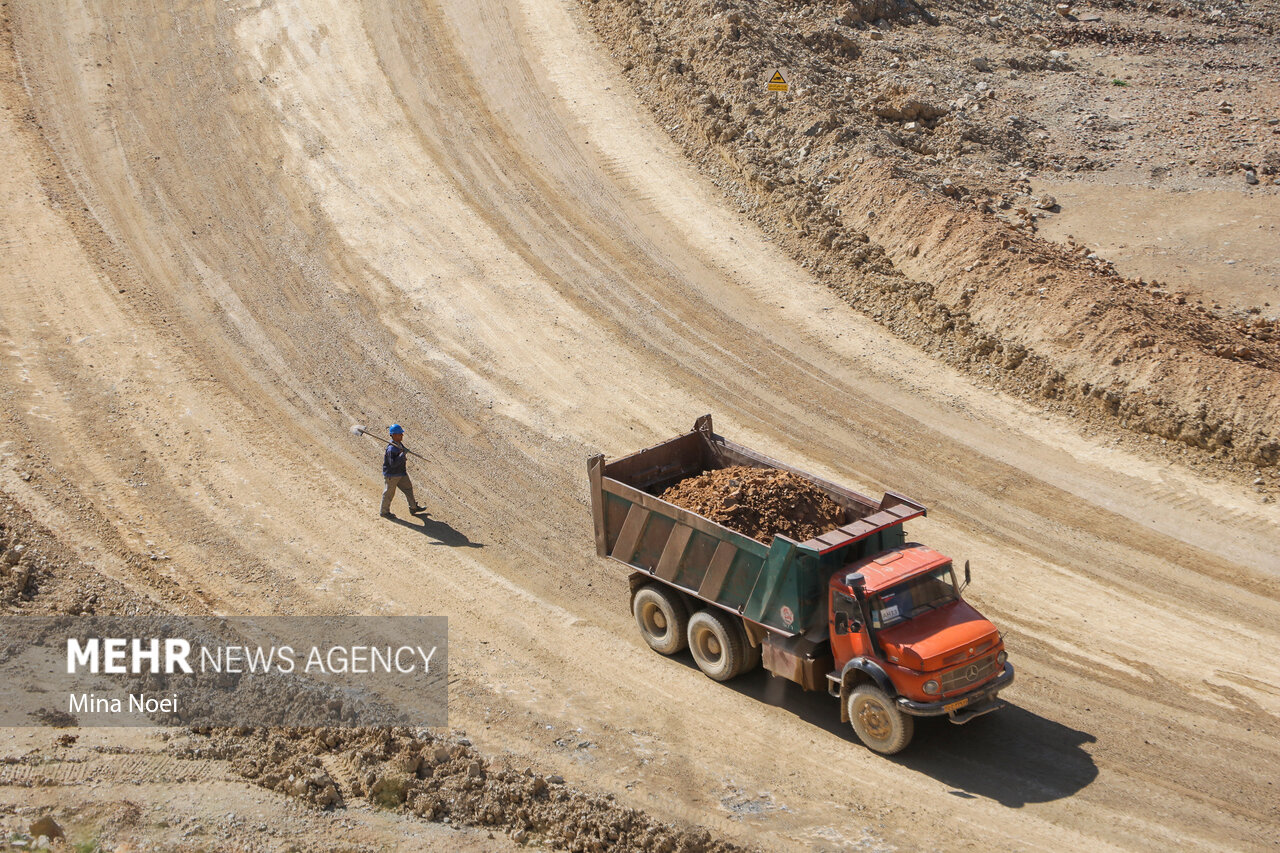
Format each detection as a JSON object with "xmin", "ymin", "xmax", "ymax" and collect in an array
[{"xmin": 381, "ymin": 475, "xmax": 417, "ymax": 513}]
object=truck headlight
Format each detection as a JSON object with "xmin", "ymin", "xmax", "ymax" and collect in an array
[
  {"xmin": 997, "ymin": 650, "xmax": 1008, "ymax": 665},
  {"xmin": 923, "ymin": 680, "xmax": 940, "ymax": 695}
]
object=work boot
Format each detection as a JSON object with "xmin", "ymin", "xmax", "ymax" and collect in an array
[
  {"xmin": 380, "ymin": 511, "xmax": 395, "ymax": 518},
  {"xmin": 408, "ymin": 505, "xmax": 426, "ymax": 515}
]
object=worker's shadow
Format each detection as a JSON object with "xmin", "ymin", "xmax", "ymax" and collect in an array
[
  {"xmin": 389, "ymin": 513, "xmax": 484, "ymax": 548},
  {"xmin": 712, "ymin": 664, "xmax": 1098, "ymax": 807}
]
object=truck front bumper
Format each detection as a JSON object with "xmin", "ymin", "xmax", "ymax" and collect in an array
[{"xmin": 896, "ymin": 663, "xmax": 1014, "ymax": 722}]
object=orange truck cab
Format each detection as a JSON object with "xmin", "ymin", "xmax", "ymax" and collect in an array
[{"xmin": 828, "ymin": 544, "xmax": 1014, "ymax": 752}]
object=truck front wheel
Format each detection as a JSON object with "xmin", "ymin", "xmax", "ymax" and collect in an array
[
  {"xmin": 687, "ymin": 609, "xmax": 746, "ymax": 681},
  {"xmin": 632, "ymin": 584, "xmax": 689, "ymax": 655},
  {"xmin": 847, "ymin": 685, "xmax": 914, "ymax": 754}
]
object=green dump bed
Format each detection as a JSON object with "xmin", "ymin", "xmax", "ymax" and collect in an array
[{"xmin": 588, "ymin": 415, "xmax": 926, "ymax": 638}]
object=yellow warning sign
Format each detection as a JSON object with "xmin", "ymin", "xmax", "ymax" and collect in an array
[{"xmin": 766, "ymin": 70, "xmax": 789, "ymax": 92}]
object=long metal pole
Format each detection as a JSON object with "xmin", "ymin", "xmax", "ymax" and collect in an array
[{"xmin": 351, "ymin": 425, "xmax": 428, "ymax": 460}]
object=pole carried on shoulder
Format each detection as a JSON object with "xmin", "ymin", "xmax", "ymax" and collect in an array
[{"xmin": 350, "ymin": 424, "xmax": 428, "ymax": 460}]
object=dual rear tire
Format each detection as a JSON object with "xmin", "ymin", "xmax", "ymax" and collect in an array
[
  {"xmin": 632, "ymin": 584, "xmax": 689, "ymax": 655},
  {"xmin": 687, "ymin": 608, "xmax": 747, "ymax": 682},
  {"xmin": 632, "ymin": 584, "xmax": 759, "ymax": 681}
]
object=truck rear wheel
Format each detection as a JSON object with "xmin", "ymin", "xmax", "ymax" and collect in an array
[
  {"xmin": 847, "ymin": 684, "xmax": 913, "ymax": 754},
  {"xmin": 632, "ymin": 584, "xmax": 689, "ymax": 655},
  {"xmin": 687, "ymin": 609, "xmax": 746, "ymax": 681}
]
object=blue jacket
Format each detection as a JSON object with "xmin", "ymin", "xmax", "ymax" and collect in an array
[{"xmin": 383, "ymin": 442, "xmax": 408, "ymax": 477}]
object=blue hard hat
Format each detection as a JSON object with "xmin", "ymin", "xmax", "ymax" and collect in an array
[{"xmin": 389, "ymin": 423, "xmax": 404, "ymax": 435}]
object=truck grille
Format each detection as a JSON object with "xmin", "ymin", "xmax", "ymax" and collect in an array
[
  {"xmin": 939, "ymin": 653, "xmax": 998, "ymax": 694},
  {"xmin": 943, "ymin": 639, "xmax": 993, "ymax": 666}
]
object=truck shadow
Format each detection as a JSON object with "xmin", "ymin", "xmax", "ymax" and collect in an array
[
  {"xmin": 389, "ymin": 514, "xmax": 485, "ymax": 548},
  {"xmin": 893, "ymin": 706, "xmax": 1098, "ymax": 807},
  {"xmin": 708, "ymin": 665, "xmax": 1098, "ymax": 807}
]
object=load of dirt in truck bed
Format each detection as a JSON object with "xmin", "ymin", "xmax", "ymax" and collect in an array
[{"xmin": 660, "ymin": 465, "xmax": 847, "ymax": 543}]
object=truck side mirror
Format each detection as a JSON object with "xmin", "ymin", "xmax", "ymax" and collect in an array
[{"xmin": 963, "ymin": 560, "xmax": 971, "ymax": 590}]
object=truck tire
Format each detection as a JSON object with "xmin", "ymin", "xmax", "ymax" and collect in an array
[
  {"xmin": 687, "ymin": 609, "xmax": 746, "ymax": 681},
  {"xmin": 632, "ymin": 584, "xmax": 689, "ymax": 655},
  {"xmin": 847, "ymin": 684, "xmax": 914, "ymax": 755}
]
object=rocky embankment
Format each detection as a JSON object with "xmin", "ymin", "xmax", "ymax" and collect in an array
[{"xmin": 177, "ymin": 727, "xmax": 748, "ymax": 853}]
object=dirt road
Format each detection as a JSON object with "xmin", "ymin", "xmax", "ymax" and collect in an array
[{"xmin": 2, "ymin": 0, "xmax": 1278, "ymax": 849}]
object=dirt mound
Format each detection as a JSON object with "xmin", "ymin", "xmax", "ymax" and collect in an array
[
  {"xmin": 660, "ymin": 465, "xmax": 847, "ymax": 542},
  {"xmin": 577, "ymin": 0, "xmax": 1280, "ymax": 472},
  {"xmin": 179, "ymin": 727, "xmax": 748, "ymax": 853}
]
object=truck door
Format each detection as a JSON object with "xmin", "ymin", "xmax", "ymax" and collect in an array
[{"xmin": 830, "ymin": 589, "xmax": 871, "ymax": 667}]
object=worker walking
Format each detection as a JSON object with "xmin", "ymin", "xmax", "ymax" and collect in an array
[{"xmin": 380, "ymin": 424, "xmax": 426, "ymax": 518}]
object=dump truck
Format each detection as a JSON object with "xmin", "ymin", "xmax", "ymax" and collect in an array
[{"xmin": 587, "ymin": 415, "xmax": 1013, "ymax": 754}]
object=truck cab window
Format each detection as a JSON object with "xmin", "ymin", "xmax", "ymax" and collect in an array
[{"xmin": 870, "ymin": 565, "xmax": 958, "ymax": 628}]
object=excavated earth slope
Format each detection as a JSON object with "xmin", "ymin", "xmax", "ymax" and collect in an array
[{"xmin": 577, "ymin": 0, "xmax": 1280, "ymax": 470}]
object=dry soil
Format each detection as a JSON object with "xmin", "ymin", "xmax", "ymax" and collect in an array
[{"xmin": 1, "ymin": 0, "xmax": 1278, "ymax": 850}]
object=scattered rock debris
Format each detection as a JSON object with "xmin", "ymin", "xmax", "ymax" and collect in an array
[{"xmin": 176, "ymin": 727, "xmax": 750, "ymax": 853}]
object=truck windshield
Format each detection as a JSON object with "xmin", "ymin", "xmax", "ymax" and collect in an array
[{"xmin": 869, "ymin": 566, "xmax": 957, "ymax": 629}]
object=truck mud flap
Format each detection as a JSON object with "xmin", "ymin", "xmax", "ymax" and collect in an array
[{"xmin": 762, "ymin": 631, "xmax": 833, "ymax": 692}]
